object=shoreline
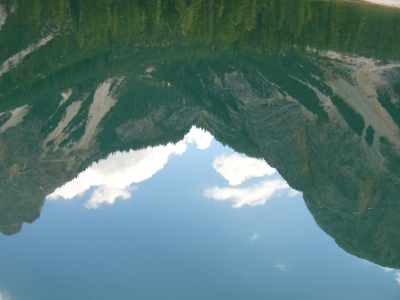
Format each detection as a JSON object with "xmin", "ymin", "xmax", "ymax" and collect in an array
[{"xmin": 362, "ymin": 0, "xmax": 400, "ymax": 8}]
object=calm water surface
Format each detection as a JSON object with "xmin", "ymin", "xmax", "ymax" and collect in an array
[{"xmin": 1, "ymin": 0, "xmax": 400, "ymax": 299}]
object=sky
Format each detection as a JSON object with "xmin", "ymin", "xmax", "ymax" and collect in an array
[
  {"xmin": 1, "ymin": 126, "xmax": 399, "ymax": 299},
  {"xmin": 47, "ymin": 126, "xmax": 297, "ymax": 209}
]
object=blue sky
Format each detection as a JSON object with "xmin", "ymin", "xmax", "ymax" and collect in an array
[{"xmin": 1, "ymin": 126, "xmax": 399, "ymax": 300}]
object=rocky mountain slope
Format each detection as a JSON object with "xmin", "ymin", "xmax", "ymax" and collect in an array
[{"xmin": 1, "ymin": 51, "xmax": 400, "ymax": 270}]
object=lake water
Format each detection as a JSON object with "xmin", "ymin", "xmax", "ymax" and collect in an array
[{"xmin": 1, "ymin": 0, "xmax": 400, "ymax": 299}]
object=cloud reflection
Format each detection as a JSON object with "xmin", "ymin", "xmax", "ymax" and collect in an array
[
  {"xmin": 0, "ymin": 291, "xmax": 11, "ymax": 300},
  {"xmin": 382, "ymin": 267, "xmax": 394, "ymax": 273},
  {"xmin": 274, "ymin": 264, "xmax": 287, "ymax": 271},
  {"xmin": 379, "ymin": 266, "xmax": 400, "ymax": 285},
  {"xmin": 204, "ymin": 179, "xmax": 290, "ymax": 208},
  {"xmin": 213, "ymin": 154, "xmax": 276, "ymax": 186},
  {"xmin": 47, "ymin": 126, "xmax": 213, "ymax": 208},
  {"xmin": 186, "ymin": 126, "xmax": 214, "ymax": 149},
  {"xmin": 250, "ymin": 234, "xmax": 259, "ymax": 243}
]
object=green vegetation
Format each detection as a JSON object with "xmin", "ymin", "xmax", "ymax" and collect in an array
[
  {"xmin": 331, "ymin": 95, "xmax": 365, "ymax": 136},
  {"xmin": 365, "ymin": 125, "xmax": 375, "ymax": 145},
  {"xmin": 0, "ymin": 0, "xmax": 399, "ymax": 87},
  {"xmin": 2, "ymin": 0, "xmax": 400, "ymax": 55},
  {"xmin": 0, "ymin": 0, "xmax": 399, "ymax": 128},
  {"xmin": 381, "ymin": 137, "xmax": 400, "ymax": 177},
  {"xmin": 377, "ymin": 90, "xmax": 400, "ymax": 128}
]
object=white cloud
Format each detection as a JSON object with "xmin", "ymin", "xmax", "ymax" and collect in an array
[
  {"xmin": 379, "ymin": 266, "xmax": 400, "ymax": 285},
  {"xmin": 381, "ymin": 267, "xmax": 394, "ymax": 273},
  {"xmin": 274, "ymin": 264, "xmax": 287, "ymax": 271},
  {"xmin": 204, "ymin": 179, "xmax": 290, "ymax": 208},
  {"xmin": 0, "ymin": 291, "xmax": 11, "ymax": 300},
  {"xmin": 185, "ymin": 126, "xmax": 213, "ymax": 149},
  {"xmin": 250, "ymin": 234, "xmax": 259, "ymax": 243},
  {"xmin": 47, "ymin": 126, "xmax": 214, "ymax": 209},
  {"xmin": 213, "ymin": 154, "xmax": 275, "ymax": 186},
  {"xmin": 288, "ymin": 189, "xmax": 301, "ymax": 197},
  {"xmin": 47, "ymin": 141, "xmax": 187, "ymax": 209},
  {"xmin": 395, "ymin": 272, "xmax": 400, "ymax": 285},
  {"xmin": 84, "ymin": 185, "xmax": 137, "ymax": 209}
]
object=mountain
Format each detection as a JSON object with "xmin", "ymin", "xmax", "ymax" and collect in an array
[
  {"xmin": 1, "ymin": 48, "xmax": 400, "ymax": 270},
  {"xmin": 1, "ymin": 0, "xmax": 400, "ymax": 269}
]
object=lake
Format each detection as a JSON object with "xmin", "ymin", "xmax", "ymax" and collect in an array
[{"xmin": 1, "ymin": 0, "xmax": 400, "ymax": 299}]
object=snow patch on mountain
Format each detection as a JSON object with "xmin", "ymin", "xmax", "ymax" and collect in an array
[
  {"xmin": 0, "ymin": 105, "xmax": 30, "ymax": 133},
  {"xmin": 0, "ymin": 4, "xmax": 6, "ymax": 30},
  {"xmin": 43, "ymin": 101, "xmax": 83, "ymax": 151},
  {"xmin": 59, "ymin": 89, "xmax": 72, "ymax": 107},
  {"xmin": 0, "ymin": 34, "xmax": 55, "ymax": 77},
  {"xmin": 72, "ymin": 77, "xmax": 125, "ymax": 150},
  {"xmin": 320, "ymin": 52, "xmax": 400, "ymax": 149}
]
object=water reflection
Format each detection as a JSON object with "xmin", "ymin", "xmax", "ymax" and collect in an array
[
  {"xmin": 1, "ymin": 0, "xmax": 400, "ymax": 279},
  {"xmin": 204, "ymin": 179, "xmax": 294, "ymax": 208},
  {"xmin": 47, "ymin": 126, "xmax": 213, "ymax": 209},
  {"xmin": 47, "ymin": 125, "xmax": 288, "ymax": 210},
  {"xmin": 212, "ymin": 153, "xmax": 276, "ymax": 186}
]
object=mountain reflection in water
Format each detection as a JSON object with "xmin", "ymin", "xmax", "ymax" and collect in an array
[
  {"xmin": 46, "ymin": 126, "xmax": 214, "ymax": 209},
  {"xmin": 1, "ymin": 0, "xmax": 400, "ymax": 273}
]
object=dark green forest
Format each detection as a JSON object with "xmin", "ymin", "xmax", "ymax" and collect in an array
[
  {"xmin": 0, "ymin": 0, "xmax": 399, "ymax": 111},
  {"xmin": 1, "ymin": 0, "xmax": 400, "ymax": 55}
]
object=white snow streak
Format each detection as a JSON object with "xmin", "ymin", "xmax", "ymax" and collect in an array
[
  {"xmin": 0, "ymin": 105, "xmax": 30, "ymax": 133},
  {"xmin": 320, "ymin": 52, "xmax": 400, "ymax": 148},
  {"xmin": 59, "ymin": 89, "xmax": 72, "ymax": 107},
  {"xmin": 43, "ymin": 101, "xmax": 82, "ymax": 151},
  {"xmin": 0, "ymin": 4, "xmax": 7, "ymax": 30},
  {"xmin": 0, "ymin": 34, "xmax": 55, "ymax": 77},
  {"xmin": 74, "ymin": 77, "xmax": 124, "ymax": 149}
]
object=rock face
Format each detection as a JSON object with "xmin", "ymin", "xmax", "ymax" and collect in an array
[
  {"xmin": 1, "ymin": 52, "xmax": 400, "ymax": 269},
  {"xmin": 199, "ymin": 54, "xmax": 400, "ymax": 268}
]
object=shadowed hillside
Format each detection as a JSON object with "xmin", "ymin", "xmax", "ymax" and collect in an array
[{"xmin": 1, "ymin": 0, "xmax": 400, "ymax": 269}]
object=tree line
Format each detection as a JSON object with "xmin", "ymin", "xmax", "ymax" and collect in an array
[{"xmin": 1, "ymin": 0, "xmax": 399, "ymax": 57}]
